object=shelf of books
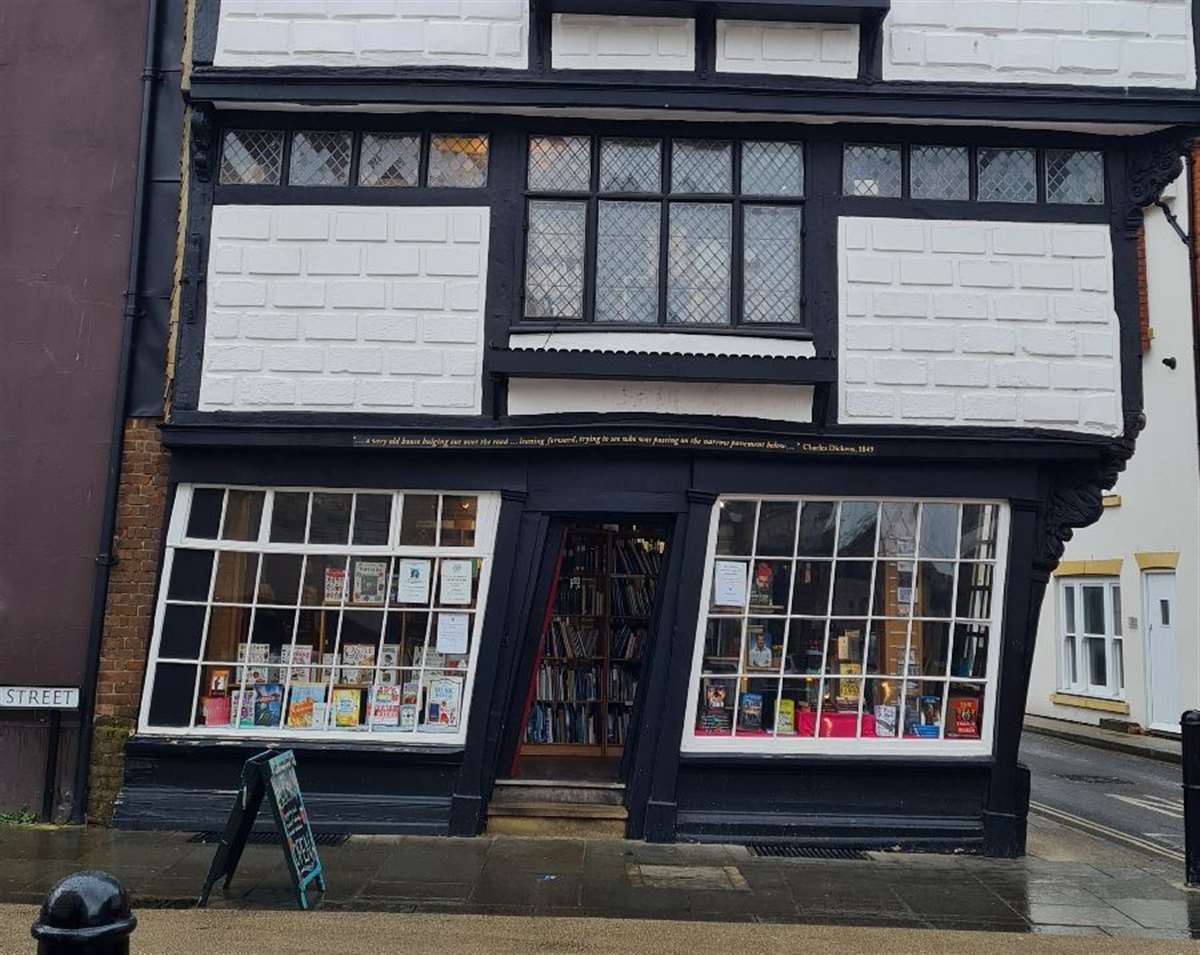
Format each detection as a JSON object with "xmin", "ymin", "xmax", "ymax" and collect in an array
[{"xmin": 522, "ymin": 525, "xmax": 664, "ymax": 758}]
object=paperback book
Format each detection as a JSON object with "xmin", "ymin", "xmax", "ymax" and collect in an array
[
  {"xmin": 287, "ymin": 683, "xmax": 326, "ymax": 728},
  {"xmin": 332, "ymin": 687, "xmax": 362, "ymax": 728},
  {"xmin": 254, "ymin": 683, "xmax": 284, "ymax": 727},
  {"xmin": 370, "ymin": 685, "xmax": 401, "ymax": 727}
]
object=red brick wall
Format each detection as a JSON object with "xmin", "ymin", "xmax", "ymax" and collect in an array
[
  {"xmin": 87, "ymin": 417, "xmax": 170, "ymax": 822},
  {"xmin": 1137, "ymin": 225, "xmax": 1151, "ymax": 354}
]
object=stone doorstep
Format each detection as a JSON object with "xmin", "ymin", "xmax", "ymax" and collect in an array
[{"xmin": 492, "ymin": 780, "xmax": 625, "ymax": 807}]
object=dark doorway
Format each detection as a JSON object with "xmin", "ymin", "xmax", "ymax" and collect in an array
[{"xmin": 510, "ymin": 518, "xmax": 670, "ymax": 785}]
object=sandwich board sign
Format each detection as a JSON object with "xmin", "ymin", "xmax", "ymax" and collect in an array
[{"xmin": 199, "ymin": 750, "xmax": 325, "ymax": 910}]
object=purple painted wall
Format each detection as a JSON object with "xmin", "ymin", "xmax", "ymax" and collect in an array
[{"xmin": 0, "ymin": 0, "xmax": 147, "ymax": 812}]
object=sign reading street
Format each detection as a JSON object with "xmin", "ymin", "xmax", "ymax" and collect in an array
[{"xmin": 0, "ymin": 686, "xmax": 80, "ymax": 709}]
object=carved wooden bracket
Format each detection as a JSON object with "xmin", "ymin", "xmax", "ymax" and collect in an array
[{"xmin": 1123, "ymin": 131, "xmax": 1188, "ymax": 238}]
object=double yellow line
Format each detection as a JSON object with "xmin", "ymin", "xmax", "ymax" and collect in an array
[{"xmin": 1030, "ymin": 800, "xmax": 1186, "ymax": 863}]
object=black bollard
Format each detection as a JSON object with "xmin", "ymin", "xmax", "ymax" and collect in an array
[
  {"xmin": 30, "ymin": 871, "xmax": 137, "ymax": 955},
  {"xmin": 1185, "ymin": 711, "xmax": 1200, "ymax": 887}
]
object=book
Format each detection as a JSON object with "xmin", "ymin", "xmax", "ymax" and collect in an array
[
  {"xmin": 324, "ymin": 566, "xmax": 347, "ymax": 604},
  {"xmin": 873, "ymin": 703, "xmax": 898, "ymax": 737},
  {"xmin": 379, "ymin": 646, "xmax": 400, "ymax": 685},
  {"xmin": 286, "ymin": 645, "xmax": 312, "ymax": 683},
  {"xmin": 254, "ymin": 683, "xmax": 283, "ymax": 727},
  {"xmin": 341, "ymin": 644, "xmax": 376, "ymax": 685},
  {"xmin": 738, "ymin": 692, "xmax": 763, "ymax": 731},
  {"xmin": 332, "ymin": 687, "xmax": 362, "ymax": 727},
  {"xmin": 425, "ymin": 675, "xmax": 463, "ymax": 730},
  {"xmin": 370, "ymin": 685, "xmax": 401, "ymax": 727},
  {"xmin": 776, "ymin": 698, "xmax": 796, "ymax": 735},
  {"xmin": 238, "ymin": 642, "xmax": 270, "ymax": 684},
  {"xmin": 837, "ymin": 663, "xmax": 862, "ymax": 704},
  {"xmin": 400, "ymin": 679, "xmax": 419, "ymax": 731},
  {"xmin": 947, "ymin": 694, "xmax": 981, "ymax": 738},
  {"xmin": 202, "ymin": 695, "xmax": 231, "ymax": 726},
  {"xmin": 352, "ymin": 559, "xmax": 388, "ymax": 606},
  {"xmin": 287, "ymin": 683, "xmax": 326, "ymax": 728},
  {"xmin": 233, "ymin": 688, "xmax": 256, "ymax": 728}
]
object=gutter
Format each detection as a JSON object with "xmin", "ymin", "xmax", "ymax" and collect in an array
[{"xmin": 72, "ymin": 0, "xmax": 161, "ymax": 824}]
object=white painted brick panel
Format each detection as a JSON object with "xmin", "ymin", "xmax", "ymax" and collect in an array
[
  {"xmin": 884, "ymin": 0, "xmax": 1195, "ymax": 88},
  {"xmin": 214, "ymin": 0, "xmax": 530, "ymax": 69},
  {"xmin": 716, "ymin": 20, "xmax": 860, "ymax": 78},
  {"xmin": 200, "ymin": 204, "xmax": 489, "ymax": 415},
  {"xmin": 839, "ymin": 217, "xmax": 1122, "ymax": 436},
  {"xmin": 552, "ymin": 15, "xmax": 696, "ymax": 71}
]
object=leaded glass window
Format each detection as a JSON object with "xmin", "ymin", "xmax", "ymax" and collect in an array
[
  {"xmin": 910, "ymin": 146, "xmax": 970, "ymax": 201},
  {"xmin": 1046, "ymin": 150, "xmax": 1105, "ymax": 205},
  {"xmin": 428, "ymin": 134, "xmax": 489, "ymax": 188},
  {"xmin": 978, "ymin": 148, "xmax": 1037, "ymax": 204},
  {"xmin": 358, "ymin": 133, "xmax": 420, "ymax": 188},
  {"xmin": 843, "ymin": 144, "xmax": 902, "ymax": 198},
  {"xmin": 220, "ymin": 130, "xmax": 285, "ymax": 186},
  {"xmin": 289, "ymin": 131, "xmax": 353, "ymax": 187},
  {"xmin": 522, "ymin": 136, "xmax": 805, "ymax": 327}
]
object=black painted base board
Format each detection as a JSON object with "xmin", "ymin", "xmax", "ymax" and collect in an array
[{"xmin": 111, "ymin": 785, "xmax": 450, "ymax": 836}]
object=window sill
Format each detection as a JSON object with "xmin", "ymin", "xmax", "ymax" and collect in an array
[{"xmin": 1050, "ymin": 692, "xmax": 1130, "ymax": 715}]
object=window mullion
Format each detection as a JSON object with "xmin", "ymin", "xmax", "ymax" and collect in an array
[{"xmin": 658, "ymin": 138, "xmax": 671, "ymax": 327}]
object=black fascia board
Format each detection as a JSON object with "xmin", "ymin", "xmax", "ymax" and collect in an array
[
  {"xmin": 486, "ymin": 347, "xmax": 837, "ymax": 384},
  {"xmin": 189, "ymin": 69, "xmax": 1200, "ymax": 128},
  {"xmin": 543, "ymin": 0, "xmax": 889, "ymax": 24}
]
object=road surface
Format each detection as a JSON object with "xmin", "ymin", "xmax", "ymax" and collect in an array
[{"xmin": 1021, "ymin": 731, "xmax": 1185, "ymax": 861}]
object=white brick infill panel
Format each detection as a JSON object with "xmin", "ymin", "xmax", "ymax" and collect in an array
[
  {"xmin": 885, "ymin": 0, "xmax": 1195, "ymax": 88},
  {"xmin": 201, "ymin": 205, "xmax": 490, "ymax": 415},
  {"xmin": 716, "ymin": 20, "xmax": 860, "ymax": 78},
  {"xmin": 552, "ymin": 15, "xmax": 696, "ymax": 71},
  {"xmin": 839, "ymin": 217, "xmax": 1122, "ymax": 437},
  {"xmin": 214, "ymin": 0, "xmax": 529, "ymax": 69}
]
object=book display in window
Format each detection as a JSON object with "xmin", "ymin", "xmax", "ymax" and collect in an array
[{"xmin": 522, "ymin": 525, "xmax": 665, "ymax": 756}]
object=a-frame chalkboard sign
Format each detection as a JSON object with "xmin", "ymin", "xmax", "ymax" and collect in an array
[{"xmin": 198, "ymin": 750, "xmax": 326, "ymax": 910}]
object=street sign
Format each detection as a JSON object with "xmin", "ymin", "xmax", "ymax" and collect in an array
[
  {"xmin": 198, "ymin": 750, "xmax": 326, "ymax": 910},
  {"xmin": 0, "ymin": 686, "xmax": 79, "ymax": 709}
]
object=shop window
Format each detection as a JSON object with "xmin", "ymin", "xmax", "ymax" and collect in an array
[
  {"xmin": 843, "ymin": 143, "xmax": 1104, "ymax": 206},
  {"xmin": 685, "ymin": 498, "xmax": 1007, "ymax": 754},
  {"xmin": 1057, "ymin": 578, "xmax": 1124, "ymax": 699},
  {"xmin": 522, "ymin": 135, "xmax": 805, "ymax": 328},
  {"xmin": 140, "ymin": 486, "xmax": 500, "ymax": 744},
  {"xmin": 217, "ymin": 128, "xmax": 489, "ymax": 189}
]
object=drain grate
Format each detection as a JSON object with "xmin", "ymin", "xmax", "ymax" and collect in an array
[
  {"xmin": 1053, "ymin": 773, "xmax": 1133, "ymax": 785},
  {"xmin": 747, "ymin": 845, "xmax": 869, "ymax": 860},
  {"xmin": 189, "ymin": 831, "xmax": 350, "ymax": 847}
]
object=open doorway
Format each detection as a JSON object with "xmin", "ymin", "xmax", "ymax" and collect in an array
[{"xmin": 512, "ymin": 518, "xmax": 670, "ymax": 785}]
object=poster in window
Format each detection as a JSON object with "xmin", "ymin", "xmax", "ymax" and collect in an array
[
  {"xmin": 712, "ymin": 561, "xmax": 747, "ymax": 608},
  {"xmin": 352, "ymin": 560, "xmax": 388, "ymax": 606},
  {"xmin": 324, "ymin": 567, "xmax": 347, "ymax": 605},
  {"xmin": 425, "ymin": 675, "xmax": 463, "ymax": 730},
  {"xmin": 435, "ymin": 612, "xmax": 470, "ymax": 655},
  {"xmin": 440, "ymin": 559, "xmax": 474, "ymax": 606},
  {"xmin": 395, "ymin": 559, "xmax": 432, "ymax": 604}
]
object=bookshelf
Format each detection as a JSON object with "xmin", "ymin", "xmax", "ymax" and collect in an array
[{"xmin": 522, "ymin": 524, "xmax": 665, "ymax": 758}]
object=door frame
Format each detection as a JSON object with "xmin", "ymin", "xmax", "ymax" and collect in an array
[{"xmin": 1142, "ymin": 570, "xmax": 1180, "ymax": 735}]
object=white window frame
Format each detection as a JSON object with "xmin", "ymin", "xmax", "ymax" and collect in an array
[
  {"xmin": 681, "ymin": 495, "xmax": 1009, "ymax": 757},
  {"xmin": 1057, "ymin": 577, "xmax": 1123, "ymax": 700},
  {"xmin": 138, "ymin": 484, "xmax": 501, "ymax": 745}
]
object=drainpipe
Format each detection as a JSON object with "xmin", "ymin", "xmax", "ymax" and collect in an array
[{"xmin": 71, "ymin": 0, "xmax": 161, "ymax": 824}]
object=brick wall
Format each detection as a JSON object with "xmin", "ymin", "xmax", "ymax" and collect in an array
[
  {"xmin": 716, "ymin": 20, "xmax": 860, "ymax": 78},
  {"xmin": 201, "ymin": 205, "xmax": 490, "ymax": 415},
  {"xmin": 551, "ymin": 14, "xmax": 695, "ymax": 71},
  {"xmin": 884, "ymin": 0, "xmax": 1195, "ymax": 88},
  {"xmin": 838, "ymin": 217, "xmax": 1123, "ymax": 436},
  {"xmin": 214, "ymin": 0, "xmax": 529, "ymax": 69},
  {"xmin": 87, "ymin": 418, "xmax": 170, "ymax": 823}
]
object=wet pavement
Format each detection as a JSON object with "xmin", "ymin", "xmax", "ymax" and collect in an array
[{"xmin": 2, "ymin": 813, "xmax": 1198, "ymax": 940}]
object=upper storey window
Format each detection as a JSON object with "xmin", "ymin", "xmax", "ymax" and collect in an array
[
  {"xmin": 522, "ymin": 135, "xmax": 806, "ymax": 329},
  {"xmin": 218, "ymin": 129, "xmax": 490, "ymax": 189},
  {"xmin": 843, "ymin": 143, "xmax": 1105, "ymax": 206}
]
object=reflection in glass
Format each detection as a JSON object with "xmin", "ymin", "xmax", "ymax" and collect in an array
[
  {"xmin": 837, "ymin": 502, "xmax": 878, "ymax": 556},
  {"xmin": 223, "ymin": 490, "xmax": 264, "ymax": 542},
  {"xmin": 755, "ymin": 501, "xmax": 797, "ymax": 556},
  {"xmin": 169, "ymin": 550, "xmax": 215, "ymax": 602},
  {"xmin": 792, "ymin": 560, "xmax": 832, "ymax": 615},
  {"xmin": 213, "ymin": 551, "xmax": 259, "ymax": 604},
  {"xmin": 951, "ymin": 624, "xmax": 989, "ymax": 679},
  {"xmin": 919, "ymin": 503, "xmax": 958, "ymax": 559},
  {"xmin": 258, "ymin": 553, "xmax": 303, "ymax": 605},
  {"xmin": 188, "ymin": 489, "xmax": 224, "ymax": 539},
  {"xmin": 716, "ymin": 500, "xmax": 756, "ymax": 555},
  {"xmin": 271, "ymin": 492, "xmax": 309, "ymax": 543},
  {"xmin": 703, "ymin": 618, "xmax": 743, "ymax": 674},
  {"xmin": 832, "ymin": 561, "xmax": 872, "ymax": 616},
  {"xmin": 310, "ymin": 493, "xmax": 352, "ymax": 545},
  {"xmin": 400, "ymin": 495, "xmax": 438, "ymax": 547},
  {"xmin": 353, "ymin": 494, "xmax": 392, "ymax": 546},
  {"xmin": 916, "ymin": 561, "xmax": 954, "ymax": 618},
  {"xmin": 796, "ymin": 502, "xmax": 836, "ymax": 555},
  {"xmin": 878, "ymin": 502, "xmax": 917, "ymax": 557},
  {"xmin": 1082, "ymin": 585, "xmax": 1105, "ymax": 634}
]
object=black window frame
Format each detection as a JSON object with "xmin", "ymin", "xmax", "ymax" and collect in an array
[{"xmin": 518, "ymin": 134, "xmax": 809, "ymax": 335}]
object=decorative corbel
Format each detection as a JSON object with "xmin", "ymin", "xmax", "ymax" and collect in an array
[{"xmin": 1123, "ymin": 131, "xmax": 1188, "ymax": 239}]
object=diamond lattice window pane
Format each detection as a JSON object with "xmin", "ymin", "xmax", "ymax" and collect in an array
[
  {"xmin": 220, "ymin": 130, "xmax": 284, "ymax": 185},
  {"xmin": 741, "ymin": 141, "xmax": 804, "ymax": 196},
  {"xmin": 596, "ymin": 201, "xmax": 661, "ymax": 324},
  {"xmin": 1046, "ymin": 149, "xmax": 1105, "ymax": 205},
  {"xmin": 910, "ymin": 145, "xmax": 970, "ymax": 200},
  {"xmin": 843, "ymin": 144, "xmax": 902, "ymax": 198},
  {"xmin": 358, "ymin": 133, "xmax": 420, "ymax": 188},
  {"xmin": 428, "ymin": 134, "xmax": 489, "ymax": 188},
  {"xmin": 288, "ymin": 131, "xmax": 352, "ymax": 187},
  {"xmin": 743, "ymin": 205, "xmax": 803, "ymax": 325},
  {"xmin": 524, "ymin": 200, "xmax": 587, "ymax": 319},
  {"xmin": 528, "ymin": 136, "xmax": 592, "ymax": 192},
  {"xmin": 978, "ymin": 148, "xmax": 1036, "ymax": 203},
  {"xmin": 600, "ymin": 138, "xmax": 661, "ymax": 193},
  {"xmin": 667, "ymin": 203, "xmax": 732, "ymax": 325},
  {"xmin": 671, "ymin": 140, "xmax": 733, "ymax": 194}
]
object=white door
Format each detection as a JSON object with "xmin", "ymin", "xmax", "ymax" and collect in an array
[{"xmin": 1145, "ymin": 572, "xmax": 1179, "ymax": 733}]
